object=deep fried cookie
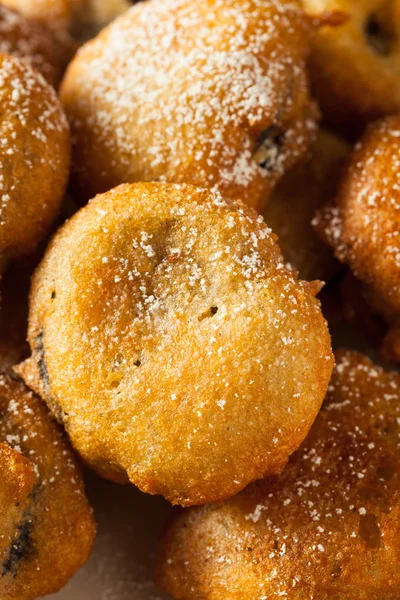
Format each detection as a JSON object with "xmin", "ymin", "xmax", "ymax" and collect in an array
[
  {"xmin": 0, "ymin": 53, "xmax": 70, "ymax": 275},
  {"xmin": 16, "ymin": 182, "xmax": 333, "ymax": 506},
  {"xmin": 263, "ymin": 129, "xmax": 349, "ymax": 281},
  {"xmin": 0, "ymin": 374, "xmax": 95, "ymax": 600},
  {"xmin": 303, "ymin": 0, "xmax": 400, "ymax": 136},
  {"xmin": 60, "ymin": 0, "xmax": 319, "ymax": 208},
  {"xmin": 159, "ymin": 350, "xmax": 400, "ymax": 600},
  {"xmin": 314, "ymin": 116, "xmax": 400, "ymax": 361}
]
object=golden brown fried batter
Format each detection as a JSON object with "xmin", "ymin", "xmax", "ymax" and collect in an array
[
  {"xmin": 16, "ymin": 182, "xmax": 333, "ymax": 506},
  {"xmin": 263, "ymin": 129, "xmax": 349, "ymax": 282},
  {"xmin": 60, "ymin": 0, "xmax": 319, "ymax": 209},
  {"xmin": 0, "ymin": 374, "xmax": 96, "ymax": 600},
  {"xmin": 303, "ymin": 0, "xmax": 400, "ymax": 136},
  {"xmin": 0, "ymin": 4, "xmax": 71, "ymax": 87},
  {"xmin": 0, "ymin": 53, "xmax": 70, "ymax": 275},
  {"xmin": 314, "ymin": 116, "xmax": 400, "ymax": 361},
  {"xmin": 159, "ymin": 350, "xmax": 400, "ymax": 600}
]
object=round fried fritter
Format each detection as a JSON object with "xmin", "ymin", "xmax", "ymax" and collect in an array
[
  {"xmin": 263, "ymin": 129, "xmax": 349, "ymax": 282},
  {"xmin": 60, "ymin": 0, "xmax": 319, "ymax": 209},
  {"xmin": 314, "ymin": 116, "xmax": 400, "ymax": 361},
  {"xmin": 16, "ymin": 182, "xmax": 333, "ymax": 506},
  {"xmin": 159, "ymin": 350, "xmax": 400, "ymax": 600},
  {"xmin": 0, "ymin": 53, "xmax": 70, "ymax": 275},
  {"xmin": 0, "ymin": 373, "xmax": 95, "ymax": 600},
  {"xmin": 0, "ymin": 4, "xmax": 71, "ymax": 87},
  {"xmin": 303, "ymin": 0, "xmax": 400, "ymax": 136}
]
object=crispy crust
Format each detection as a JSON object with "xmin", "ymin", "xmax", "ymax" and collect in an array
[
  {"xmin": 159, "ymin": 350, "xmax": 400, "ymax": 599},
  {"xmin": 16, "ymin": 182, "xmax": 333, "ymax": 506},
  {"xmin": 0, "ymin": 374, "xmax": 96, "ymax": 600},
  {"xmin": 303, "ymin": 0, "xmax": 400, "ymax": 136},
  {"xmin": 60, "ymin": 0, "xmax": 318, "ymax": 209},
  {"xmin": 263, "ymin": 128, "xmax": 349, "ymax": 281},
  {"xmin": 0, "ymin": 5, "xmax": 72, "ymax": 87},
  {"xmin": 314, "ymin": 115, "xmax": 400, "ymax": 360},
  {"xmin": 0, "ymin": 53, "xmax": 70, "ymax": 274}
]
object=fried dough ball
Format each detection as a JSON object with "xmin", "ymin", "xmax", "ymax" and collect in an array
[
  {"xmin": 0, "ymin": 374, "xmax": 95, "ymax": 599},
  {"xmin": 303, "ymin": 0, "xmax": 400, "ymax": 136},
  {"xmin": 159, "ymin": 350, "xmax": 400, "ymax": 600},
  {"xmin": 0, "ymin": 53, "xmax": 70, "ymax": 275},
  {"xmin": 16, "ymin": 183, "xmax": 333, "ymax": 506},
  {"xmin": 314, "ymin": 116, "xmax": 400, "ymax": 361},
  {"xmin": 0, "ymin": 4, "xmax": 70, "ymax": 87},
  {"xmin": 263, "ymin": 129, "xmax": 349, "ymax": 282},
  {"xmin": 60, "ymin": 0, "xmax": 319, "ymax": 209}
]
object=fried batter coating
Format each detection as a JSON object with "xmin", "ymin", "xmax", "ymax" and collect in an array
[
  {"xmin": 303, "ymin": 0, "xmax": 400, "ymax": 136},
  {"xmin": 263, "ymin": 129, "xmax": 349, "ymax": 282},
  {"xmin": 60, "ymin": 0, "xmax": 319, "ymax": 209},
  {"xmin": 0, "ymin": 53, "xmax": 70, "ymax": 275},
  {"xmin": 16, "ymin": 182, "xmax": 333, "ymax": 506},
  {"xmin": 0, "ymin": 5, "xmax": 70, "ymax": 87},
  {"xmin": 0, "ymin": 374, "xmax": 95, "ymax": 600},
  {"xmin": 314, "ymin": 116, "xmax": 400, "ymax": 361},
  {"xmin": 159, "ymin": 350, "xmax": 400, "ymax": 599}
]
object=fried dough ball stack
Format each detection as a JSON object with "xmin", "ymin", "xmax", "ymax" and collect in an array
[
  {"xmin": 0, "ymin": 4, "xmax": 70, "ymax": 87},
  {"xmin": 0, "ymin": 374, "xmax": 96, "ymax": 599},
  {"xmin": 60, "ymin": 0, "xmax": 319, "ymax": 209},
  {"xmin": 314, "ymin": 116, "xmax": 400, "ymax": 361},
  {"xmin": 0, "ymin": 53, "xmax": 70, "ymax": 276},
  {"xmin": 159, "ymin": 350, "xmax": 400, "ymax": 600},
  {"xmin": 16, "ymin": 183, "xmax": 333, "ymax": 506},
  {"xmin": 303, "ymin": 0, "xmax": 400, "ymax": 136},
  {"xmin": 263, "ymin": 129, "xmax": 349, "ymax": 282}
]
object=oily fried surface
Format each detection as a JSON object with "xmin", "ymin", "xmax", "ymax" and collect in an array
[
  {"xmin": 0, "ymin": 53, "xmax": 70, "ymax": 274},
  {"xmin": 263, "ymin": 129, "xmax": 349, "ymax": 281},
  {"xmin": 60, "ymin": 0, "xmax": 318, "ymax": 209},
  {"xmin": 0, "ymin": 4, "xmax": 72, "ymax": 87},
  {"xmin": 314, "ymin": 116, "xmax": 400, "ymax": 360},
  {"xmin": 0, "ymin": 374, "xmax": 95, "ymax": 600},
  {"xmin": 159, "ymin": 350, "xmax": 400, "ymax": 599},
  {"xmin": 303, "ymin": 0, "xmax": 400, "ymax": 136},
  {"xmin": 16, "ymin": 182, "xmax": 333, "ymax": 506}
]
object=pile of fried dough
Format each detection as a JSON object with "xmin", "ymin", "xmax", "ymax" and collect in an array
[{"xmin": 0, "ymin": 0, "xmax": 399, "ymax": 598}]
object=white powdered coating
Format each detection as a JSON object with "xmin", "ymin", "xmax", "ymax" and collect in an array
[
  {"xmin": 62, "ymin": 0, "xmax": 316, "ymax": 204},
  {"xmin": 162, "ymin": 351, "xmax": 400, "ymax": 598},
  {"xmin": 0, "ymin": 5, "xmax": 58, "ymax": 82},
  {"xmin": 313, "ymin": 117, "xmax": 400, "ymax": 321},
  {"xmin": 0, "ymin": 375, "xmax": 78, "ymax": 489}
]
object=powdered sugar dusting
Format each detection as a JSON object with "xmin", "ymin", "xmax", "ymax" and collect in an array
[{"xmin": 62, "ymin": 0, "xmax": 316, "ymax": 205}]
